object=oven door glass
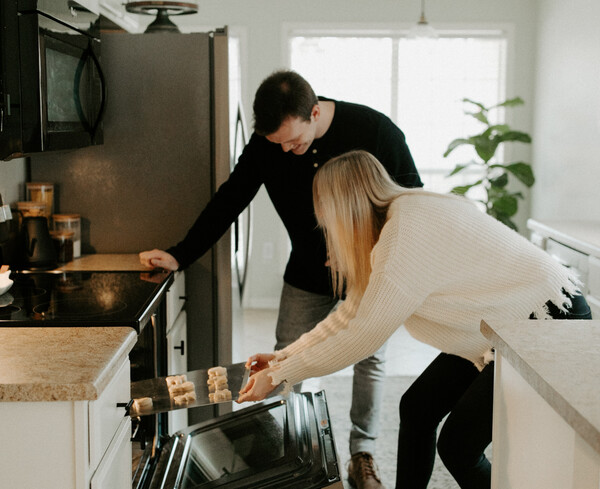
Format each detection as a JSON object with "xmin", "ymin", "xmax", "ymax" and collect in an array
[
  {"xmin": 179, "ymin": 401, "xmax": 289, "ymax": 487},
  {"xmin": 146, "ymin": 392, "xmax": 342, "ymax": 489}
]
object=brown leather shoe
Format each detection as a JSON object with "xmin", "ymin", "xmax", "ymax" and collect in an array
[{"xmin": 347, "ymin": 452, "xmax": 385, "ymax": 489}]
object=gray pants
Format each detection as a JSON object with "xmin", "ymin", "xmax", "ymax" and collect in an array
[{"xmin": 275, "ymin": 281, "xmax": 386, "ymax": 456}]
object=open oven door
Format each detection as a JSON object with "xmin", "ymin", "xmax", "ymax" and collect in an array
[{"xmin": 142, "ymin": 391, "xmax": 342, "ymax": 489}]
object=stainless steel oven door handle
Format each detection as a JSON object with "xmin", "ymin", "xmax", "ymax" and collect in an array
[{"xmin": 151, "ymin": 313, "xmax": 158, "ymax": 378}]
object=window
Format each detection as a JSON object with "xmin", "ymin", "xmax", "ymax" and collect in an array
[{"xmin": 288, "ymin": 30, "xmax": 508, "ymax": 193}]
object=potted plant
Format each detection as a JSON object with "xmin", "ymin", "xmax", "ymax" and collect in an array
[{"xmin": 443, "ymin": 97, "xmax": 534, "ymax": 231}]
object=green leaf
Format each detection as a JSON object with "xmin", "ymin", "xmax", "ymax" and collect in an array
[
  {"xmin": 467, "ymin": 111, "xmax": 489, "ymax": 125},
  {"xmin": 491, "ymin": 194, "xmax": 518, "ymax": 217},
  {"xmin": 443, "ymin": 138, "xmax": 472, "ymax": 157},
  {"xmin": 490, "ymin": 173, "xmax": 508, "ymax": 188},
  {"xmin": 504, "ymin": 162, "xmax": 535, "ymax": 187},
  {"xmin": 446, "ymin": 162, "xmax": 479, "ymax": 177},
  {"xmin": 472, "ymin": 135, "xmax": 498, "ymax": 162},
  {"xmin": 462, "ymin": 98, "xmax": 487, "ymax": 111},
  {"xmin": 497, "ymin": 131, "xmax": 531, "ymax": 144},
  {"xmin": 485, "ymin": 124, "xmax": 511, "ymax": 136},
  {"xmin": 450, "ymin": 180, "xmax": 482, "ymax": 195},
  {"xmin": 493, "ymin": 97, "xmax": 525, "ymax": 109},
  {"xmin": 493, "ymin": 213, "xmax": 519, "ymax": 231}
]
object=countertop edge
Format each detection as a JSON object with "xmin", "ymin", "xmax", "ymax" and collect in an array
[
  {"xmin": 92, "ymin": 328, "xmax": 137, "ymax": 398},
  {"xmin": 480, "ymin": 319, "xmax": 600, "ymax": 455},
  {"xmin": 0, "ymin": 327, "xmax": 138, "ymax": 402}
]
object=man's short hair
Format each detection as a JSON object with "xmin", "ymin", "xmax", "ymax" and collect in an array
[{"xmin": 253, "ymin": 70, "xmax": 319, "ymax": 136}]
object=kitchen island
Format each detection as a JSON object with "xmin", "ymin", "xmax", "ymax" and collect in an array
[{"xmin": 481, "ymin": 319, "xmax": 600, "ymax": 488}]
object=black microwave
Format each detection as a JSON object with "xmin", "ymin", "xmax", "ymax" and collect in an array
[{"xmin": 0, "ymin": 0, "xmax": 105, "ymax": 161}]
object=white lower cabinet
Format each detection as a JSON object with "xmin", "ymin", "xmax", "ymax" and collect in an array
[
  {"xmin": 0, "ymin": 357, "xmax": 132, "ymax": 489},
  {"xmin": 492, "ymin": 354, "xmax": 600, "ymax": 489},
  {"xmin": 90, "ymin": 417, "xmax": 132, "ymax": 489},
  {"xmin": 166, "ymin": 271, "xmax": 188, "ymax": 434},
  {"xmin": 89, "ymin": 358, "xmax": 131, "ymax": 470}
]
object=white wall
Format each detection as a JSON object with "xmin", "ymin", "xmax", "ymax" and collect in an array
[
  {"xmin": 159, "ymin": 0, "xmax": 540, "ymax": 308},
  {"xmin": 530, "ymin": 0, "xmax": 600, "ymax": 221},
  {"xmin": 0, "ymin": 158, "xmax": 26, "ymax": 206}
]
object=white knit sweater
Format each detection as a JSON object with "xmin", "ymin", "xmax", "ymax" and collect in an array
[{"xmin": 268, "ymin": 190, "xmax": 580, "ymax": 388}]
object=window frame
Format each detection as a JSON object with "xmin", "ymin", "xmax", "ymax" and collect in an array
[{"xmin": 282, "ymin": 22, "xmax": 517, "ymax": 193}]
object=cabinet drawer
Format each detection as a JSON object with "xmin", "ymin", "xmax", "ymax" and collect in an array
[
  {"xmin": 166, "ymin": 271, "xmax": 186, "ymax": 332},
  {"xmin": 90, "ymin": 417, "xmax": 132, "ymax": 489},
  {"xmin": 587, "ymin": 295, "xmax": 600, "ymax": 319},
  {"xmin": 546, "ymin": 239, "xmax": 589, "ymax": 291},
  {"xmin": 89, "ymin": 358, "xmax": 131, "ymax": 469},
  {"xmin": 588, "ymin": 256, "xmax": 600, "ymax": 299}
]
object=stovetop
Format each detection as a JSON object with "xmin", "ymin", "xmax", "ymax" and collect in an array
[{"xmin": 0, "ymin": 270, "xmax": 173, "ymax": 331}]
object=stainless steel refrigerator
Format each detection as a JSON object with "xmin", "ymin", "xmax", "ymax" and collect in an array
[{"xmin": 30, "ymin": 29, "xmax": 234, "ymax": 424}]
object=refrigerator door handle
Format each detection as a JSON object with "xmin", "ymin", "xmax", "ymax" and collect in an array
[{"xmin": 231, "ymin": 103, "xmax": 251, "ymax": 301}]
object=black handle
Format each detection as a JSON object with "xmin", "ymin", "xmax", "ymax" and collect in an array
[
  {"xmin": 174, "ymin": 340, "xmax": 185, "ymax": 356},
  {"xmin": 116, "ymin": 399, "xmax": 134, "ymax": 416},
  {"xmin": 87, "ymin": 41, "xmax": 106, "ymax": 141}
]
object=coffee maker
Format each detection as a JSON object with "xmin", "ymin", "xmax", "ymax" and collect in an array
[{"xmin": 19, "ymin": 216, "xmax": 57, "ymax": 270}]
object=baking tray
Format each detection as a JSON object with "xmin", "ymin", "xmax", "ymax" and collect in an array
[{"xmin": 129, "ymin": 361, "xmax": 251, "ymax": 417}]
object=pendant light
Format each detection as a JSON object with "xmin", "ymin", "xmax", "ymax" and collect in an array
[
  {"xmin": 125, "ymin": 1, "xmax": 198, "ymax": 33},
  {"xmin": 407, "ymin": 0, "xmax": 438, "ymax": 40}
]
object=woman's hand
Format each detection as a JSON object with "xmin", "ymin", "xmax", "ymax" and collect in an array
[
  {"xmin": 237, "ymin": 368, "xmax": 278, "ymax": 403},
  {"xmin": 245, "ymin": 353, "xmax": 277, "ymax": 375}
]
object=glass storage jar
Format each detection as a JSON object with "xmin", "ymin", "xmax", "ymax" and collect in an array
[
  {"xmin": 26, "ymin": 182, "xmax": 54, "ymax": 219},
  {"xmin": 16, "ymin": 201, "xmax": 47, "ymax": 228},
  {"xmin": 52, "ymin": 214, "xmax": 81, "ymax": 258},
  {"xmin": 50, "ymin": 230, "xmax": 74, "ymax": 263}
]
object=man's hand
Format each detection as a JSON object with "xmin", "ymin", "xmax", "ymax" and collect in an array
[{"xmin": 139, "ymin": 249, "xmax": 180, "ymax": 271}]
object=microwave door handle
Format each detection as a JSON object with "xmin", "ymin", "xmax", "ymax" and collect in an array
[
  {"xmin": 74, "ymin": 44, "xmax": 106, "ymax": 139},
  {"xmin": 74, "ymin": 55, "xmax": 91, "ymax": 131},
  {"xmin": 86, "ymin": 43, "xmax": 106, "ymax": 139}
]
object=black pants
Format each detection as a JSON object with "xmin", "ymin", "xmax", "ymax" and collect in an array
[{"xmin": 395, "ymin": 294, "xmax": 592, "ymax": 489}]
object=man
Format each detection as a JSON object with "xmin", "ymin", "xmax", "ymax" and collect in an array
[{"xmin": 140, "ymin": 70, "xmax": 422, "ymax": 489}]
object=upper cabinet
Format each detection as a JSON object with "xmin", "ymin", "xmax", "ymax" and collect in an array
[{"xmin": 75, "ymin": 0, "xmax": 143, "ymax": 32}]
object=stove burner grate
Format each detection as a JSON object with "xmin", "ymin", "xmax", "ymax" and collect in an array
[{"xmin": 0, "ymin": 305, "xmax": 22, "ymax": 318}]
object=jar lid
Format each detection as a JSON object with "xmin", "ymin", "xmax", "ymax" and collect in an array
[
  {"xmin": 17, "ymin": 201, "xmax": 47, "ymax": 209},
  {"xmin": 26, "ymin": 182, "xmax": 54, "ymax": 189},
  {"xmin": 50, "ymin": 230, "xmax": 75, "ymax": 239},
  {"xmin": 53, "ymin": 213, "xmax": 81, "ymax": 221}
]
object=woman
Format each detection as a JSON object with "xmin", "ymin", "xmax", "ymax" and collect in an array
[{"xmin": 237, "ymin": 150, "xmax": 591, "ymax": 489}]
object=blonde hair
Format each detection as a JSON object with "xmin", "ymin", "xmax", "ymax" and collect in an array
[{"xmin": 313, "ymin": 150, "xmax": 405, "ymax": 297}]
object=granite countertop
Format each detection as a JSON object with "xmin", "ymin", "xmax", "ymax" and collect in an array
[
  {"xmin": 57, "ymin": 253, "xmax": 151, "ymax": 272},
  {"xmin": 0, "ymin": 326, "xmax": 136, "ymax": 402},
  {"xmin": 481, "ymin": 319, "xmax": 600, "ymax": 455},
  {"xmin": 527, "ymin": 219, "xmax": 600, "ymax": 257}
]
